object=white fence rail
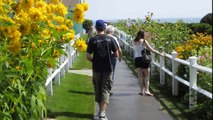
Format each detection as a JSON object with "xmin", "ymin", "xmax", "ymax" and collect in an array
[
  {"xmin": 114, "ymin": 28, "xmax": 212, "ymax": 109},
  {"xmin": 45, "ymin": 34, "xmax": 80, "ymax": 96}
]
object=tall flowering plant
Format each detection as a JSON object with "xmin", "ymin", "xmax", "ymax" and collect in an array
[
  {"xmin": 0, "ymin": 0, "xmax": 88, "ymax": 119},
  {"xmin": 175, "ymin": 32, "xmax": 212, "ymax": 119},
  {"xmin": 175, "ymin": 33, "xmax": 212, "ymax": 61},
  {"xmin": 73, "ymin": 38, "xmax": 87, "ymax": 52}
]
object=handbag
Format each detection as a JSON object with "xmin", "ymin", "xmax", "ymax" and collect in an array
[{"xmin": 141, "ymin": 40, "xmax": 152, "ymax": 63}]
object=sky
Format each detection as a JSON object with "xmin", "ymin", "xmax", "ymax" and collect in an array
[{"xmin": 84, "ymin": 0, "xmax": 212, "ymax": 20}]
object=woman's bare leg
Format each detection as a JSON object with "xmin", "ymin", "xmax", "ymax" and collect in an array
[
  {"xmin": 142, "ymin": 68, "xmax": 153, "ymax": 96},
  {"xmin": 136, "ymin": 68, "xmax": 145, "ymax": 94}
]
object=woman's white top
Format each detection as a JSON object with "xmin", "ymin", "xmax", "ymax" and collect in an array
[{"xmin": 133, "ymin": 42, "xmax": 145, "ymax": 58}]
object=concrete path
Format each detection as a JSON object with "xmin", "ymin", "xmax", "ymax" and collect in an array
[
  {"xmin": 68, "ymin": 69, "xmax": 92, "ymax": 77},
  {"xmin": 69, "ymin": 60, "xmax": 173, "ymax": 120}
]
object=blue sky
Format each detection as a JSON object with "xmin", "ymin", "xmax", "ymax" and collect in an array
[{"xmin": 84, "ymin": 0, "xmax": 212, "ymax": 20}]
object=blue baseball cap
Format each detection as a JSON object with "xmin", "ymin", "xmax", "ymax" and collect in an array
[{"xmin": 95, "ymin": 19, "xmax": 106, "ymax": 30}]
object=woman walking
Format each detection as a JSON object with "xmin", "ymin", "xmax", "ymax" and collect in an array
[{"xmin": 132, "ymin": 30, "xmax": 163, "ymax": 96}]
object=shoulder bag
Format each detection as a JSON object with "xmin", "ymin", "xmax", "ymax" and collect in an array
[{"xmin": 141, "ymin": 40, "xmax": 152, "ymax": 64}]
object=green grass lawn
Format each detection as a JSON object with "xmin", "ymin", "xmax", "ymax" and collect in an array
[
  {"xmin": 72, "ymin": 52, "xmax": 92, "ymax": 69},
  {"xmin": 45, "ymin": 52, "xmax": 94, "ymax": 120}
]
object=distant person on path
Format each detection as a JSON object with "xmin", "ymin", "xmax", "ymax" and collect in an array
[
  {"xmin": 106, "ymin": 25, "xmax": 122, "ymax": 95},
  {"xmin": 86, "ymin": 19, "xmax": 118, "ymax": 120},
  {"xmin": 132, "ymin": 30, "xmax": 163, "ymax": 96}
]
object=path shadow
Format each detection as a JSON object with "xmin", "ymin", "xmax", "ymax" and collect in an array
[
  {"xmin": 47, "ymin": 109, "xmax": 93, "ymax": 119},
  {"xmin": 68, "ymin": 90, "xmax": 94, "ymax": 95},
  {"xmin": 112, "ymin": 93, "xmax": 135, "ymax": 97}
]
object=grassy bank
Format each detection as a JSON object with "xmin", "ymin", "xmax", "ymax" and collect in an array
[{"xmin": 45, "ymin": 52, "xmax": 94, "ymax": 120}]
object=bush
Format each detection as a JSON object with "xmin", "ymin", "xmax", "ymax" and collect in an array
[
  {"xmin": 187, "ymin": 23, "xmax": 212, "ymax": 35},
  {"xmin": 200, "ymin": 13, "xmax": 212, "ymax": 25},
  {"xmin": 82, "ymin": 19, "xmax": 93, "ymax": 33}
]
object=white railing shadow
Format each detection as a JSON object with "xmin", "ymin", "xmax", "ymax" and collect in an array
[
  {"xmin": 45, "ymin": 34, "xmax": 80, "ymax": 96},
  {"xmin": 114, "ymin": 28, "xmax": 212, "ymax": 109}
]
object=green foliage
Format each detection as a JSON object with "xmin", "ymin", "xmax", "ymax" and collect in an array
[
  {"xmin": 82, "ymin": 19, "xmax": 93, "ymax": 33},
  {"xmin": 112, "ymin": 13, "xmax": 191, "ymax": 53},
  {"xmin": 187, "ymin": 23, "xmax": 212, "ymax": 35},
  {"xmin": 152, "ymin": 20, "xmax": 191, "ymax": 53},
  {"xmin": 200, "ymin": 13, "xmax": 212, "ymax": 25},
  {"xmin": 0, "ymin": 18, "xmax": 67, "ymax": 120},
  {"xmin": 112, "ymin": 14, "xmax": 212, "ymax": 120}
]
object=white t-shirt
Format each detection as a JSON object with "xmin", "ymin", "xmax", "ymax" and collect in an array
[
  {"xmin": 133, "ymin": 42, "xmax": 145, "ymax": 58},
  {"xmin": 108, "ymin": 34, "xmax": 121, "ymax": 49}
]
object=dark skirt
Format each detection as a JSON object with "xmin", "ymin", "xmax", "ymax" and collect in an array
[{"xmin": 134, "ymin": 57, "xmax": 150, "ymax": 68}]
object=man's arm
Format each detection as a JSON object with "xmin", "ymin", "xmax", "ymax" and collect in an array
[
  {"xmin": 114, "ymin": 37, "xmax": 122, "ymax": 61},
  {"xmin": 118, "ymin": 49, "xmax": 122, "ymax": 62},
  {"xmin": 86, "ymin": 52, "xmax": 93, "ymax": 62}
]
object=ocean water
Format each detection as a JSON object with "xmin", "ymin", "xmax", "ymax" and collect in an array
[
  {"xmin": 152, "ymin": 17, "xmax": 201, "ymax": 23},
  {"xmin": 92, "ymin": 17, "xmax": 202, "ymax": 25}
]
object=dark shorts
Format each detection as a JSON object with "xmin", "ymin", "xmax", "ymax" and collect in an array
[{"xmin": 134, "ymin": 57, "xmax": 150, "ymax": 68}]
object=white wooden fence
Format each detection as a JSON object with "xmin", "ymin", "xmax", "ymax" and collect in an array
[
  {"xmin": 45, "ymin": 34, "xmax": 80, "ymax": 96},
  {"xmin": 114, "ymin": 28, "xmax": 212, "ymax": 109}
]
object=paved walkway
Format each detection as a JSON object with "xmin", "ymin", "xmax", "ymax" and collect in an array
[{"xmin": 70, "ymin": 60, "xmax": 173, "ymax": 120}]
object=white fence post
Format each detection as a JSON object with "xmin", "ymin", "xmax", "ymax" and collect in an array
[
  {"xmin": 189, "ymin": 56, "xmax": 198, "ymax": 109},
  {"xmin": 70, "ymin": 44, "xmax": 74, "ymax": 68},
  {"xmin": 65, "ymin": 44, "xmax": 69, "ymax": 72},
  {"xmin": 151, "ymin": 53, "xmax": 156, "ymax": 76},
  {"xmin": 172, "ymin": 51, "xmax": 178, "ymax": 96},
  {"xmin": 54, "ymin": 58, "xmax": 60, "ymax": 85},
  {"xmin": 46, "ymin": 68, "xmax": 53, "ymax": 96},
  {"xmin": 160, "ymin": 54, "xmax": 165, "ymax": 85},
  {"xmin": 60, "ymin": 55, "xmax": 65, "ymax": 77}
]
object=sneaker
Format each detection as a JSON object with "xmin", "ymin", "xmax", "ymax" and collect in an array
[{"xmin": 99, "ymin": 115, "xmax": 108, "ymax": 120}]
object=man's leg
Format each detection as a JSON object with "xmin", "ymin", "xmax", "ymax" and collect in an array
[
  {"xmin": 98, "ymin": 72, "xmax": 112, "ymax": 119},
  {"xmin": 110, "ymin": 58, "xmax": 117, "ymax": 96}
]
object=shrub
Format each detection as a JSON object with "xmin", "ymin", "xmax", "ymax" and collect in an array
[{"xmin": 200, "ymin": 13, "xmax": 212, "ymax": 25}]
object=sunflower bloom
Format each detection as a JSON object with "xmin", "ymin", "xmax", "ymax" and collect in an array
[
  {"xmin": 53, "ymin": 49, "xmax": 60, "ymax": 58},
  {"xmin": 41, "ymin": 28, "xmax": 51, "ymax": 39},
  {"xmin": 82, "ymin": 2, "xmax": 89, "ymax": 11},
  {"xmin": 19, "ymin": 0, "xmax": 34, "ymax": 11},
  {"xmin": 55, "ymin": 2, "xmax": 68, "ymax": 17},
  {"xmin": 62, "ymin": 30, "xmax": 75, "ymax": 42},
  {"xmin": 65, "ymin": 19, "xmax": 73, "ymax": 28},
  {"xmin": 54, "ymin": 16, "xmax": 65, "ymax": 25},
  {"xmin": 14, "ymin": 11, "xmax": 31, "ymax": 24},
  {"xmin": 73, "ymin": 11, "xmax": 84, "ymax": 24},
  {"xmin": 55, "ymin": 25, "xmax": 69, "ymax": 32},
  {"xmin": 75, "ymin": 4, "xmax": 84, "ymax": 13},
  {"xmin": 51, "ymin": 0, "xmax": 59, "ymax": 4},
  {"xmin": 35, "ymin": 0, "xmax": 48, "ymax": 13},
  {"xmin": 29, "ymin": 8, "xmax": 44, "ymax": 22},
  {"xmin": 74, "ymin": 39, "xmax": 87, "ymax": 52},
  {"xmin": 47, "ymin": 3, "xmax": 56, "ymax": 14}
]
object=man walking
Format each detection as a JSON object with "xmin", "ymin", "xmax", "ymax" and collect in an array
[
  {"xmin": 106, "ymin": 25, "xmax": 122, "ymax": 95},
  {"xmin": 86, "ymin": 19, "xmax": 118, "ymax": 120}
]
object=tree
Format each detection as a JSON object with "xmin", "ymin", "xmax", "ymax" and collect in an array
[
  {"xmin": 82, "ymin": 19, "xmax": 93, "ymax": 33},
  {"xmin": 200, "ymin": 13, "xmax": 212, "ymax": 25}
]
